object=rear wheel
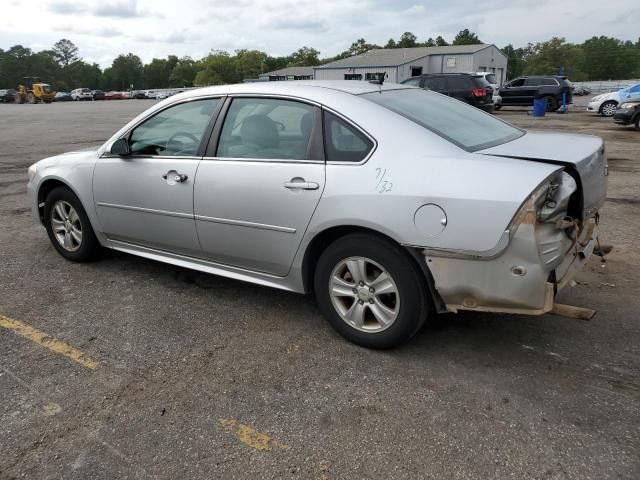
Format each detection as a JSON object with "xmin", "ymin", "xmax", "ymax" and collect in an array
[
  {"xmin": 635, "ymin": 115, "xmax": 640, "ymax": 130},
  {"xmin": 28, "ymin": 93, "xmax": 37, "ymax": 104},
  {"xmin": 314, "ymin": 233, "xmax": 430, "ymax": 348},
  {"xmin": 543, "ymin": 95, "xmax": 558, "ymax": 112},
  {"xmin": 44, "ymin": 187, "xmax": 100, "ymax": 262},
  {"xmin": 14, "ymin": 94, "xmax": 23, "ymax": 104},
  {"xmin": 600, "ymin": 101, "xmax": 617, "ymax": 117}
]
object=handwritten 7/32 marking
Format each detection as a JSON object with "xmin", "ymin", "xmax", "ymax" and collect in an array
[{"xmin": 375, "ymin": 168, "xmax": 393, "ymax": 194}]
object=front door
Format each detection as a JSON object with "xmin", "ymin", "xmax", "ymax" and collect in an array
[
  {"xmin": 93, "ymin": 98, "xmax": 221, "ymax": 256},
  {"xmin": 500, "ymin": 78, "xmax": 526, "ymax": 104},
  {"xmin": 194, "ymin": 97, "xmax": 325, "ymax": 276}
]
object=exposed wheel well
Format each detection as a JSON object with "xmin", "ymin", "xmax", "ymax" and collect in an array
[
  {"xmin": 37, "ymin": 179, "xmax": 72, "ymax": 222},
  {"xmin": 301, "ymin": 225, "xmax": 445, "ymax": 311}
]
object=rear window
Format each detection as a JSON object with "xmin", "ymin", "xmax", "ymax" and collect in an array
[
  {"xmin": 485, "ymin": 73, "xmax": 496, "ymax": 84},
  {"xmin": 361, "ymin": 89, "xmax": 524, "ymax": 152}
]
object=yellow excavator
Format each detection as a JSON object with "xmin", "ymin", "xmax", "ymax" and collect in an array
[{"xmin": 14, "ymin": 77, "xmax": 56, "ymax": 104}]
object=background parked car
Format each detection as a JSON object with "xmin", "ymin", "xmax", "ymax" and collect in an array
[
  {"xmin": 105, "ymin": 91, "xmax": 124, "ymax": 100},
  {"xmin": 400, "ymin": 73, "xmax": 494, "ymax": 112},
  {"xmin": 70, "ymin": 88, "xmax": 93, "ymax": 101},
  {"xmin": 473, "ymin": 71, "xmax": 502, "ymax": 107},
  {"xmin": 573, "ymin": 85, "xmax": 592, "ymax": 96},
  {"xmin": 588, "ymin": 83, "xmax": 640, "ymax": 117},
  {"xmin": 498, "ymin": 75, "xmax": 572, "ymax": 112},
  {"xmin": 121, "ymin": 91, "xmax": 132, "ymax": 99},
  {"xmin": 133, "ymin": 91, "xmax": 148, "ymax": 99},
  {"xmin": 53, "ymin": 91, "xmax": 72, "ymax": 102},
  {"xmin": 613, "ymin": 94, "xmax": 640, "ymax": 129},
  {"xmin": 92, "ymin": 90, "xmax": 105, "ymax": 100},
  {"xmin": 0, "ymin": 88, "xmax": 17, "ymax": 103}
]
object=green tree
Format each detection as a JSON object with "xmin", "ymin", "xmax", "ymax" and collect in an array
[
  {"xmin": 346, "ymin": 39, "xmax": 379, "ymax": 56},
  {"xmin": 397, "ymin": 32, "xmax": 417, "ymax": 48},
  {"xmin": 501, "ymin": 44, "xmax": 526, "ymax": 80},
  {"xmin": 110, "ymin": 53, "xmax": 144, "ymax": 90},
  {"xmin": 289, "ymin": 46, "xmax": 320, "ymax": 66},
  {"xmin": 194, "ymin": 50, "xmax": 238, "ymax": 86},
  {"xmin": 384, "ymin": 38, "xmax": 397, "ymax": 49},
  {"xmin": 582, "ymin": 36, "xmax": 636, "ymax": 80},
  {"xmin": 52, "ymin": 39, "xmax": 79, "ymax": 68},
  {"xmin": 453, "ymin": 29, "xmax": 482, "ymax": 45},
  {"xmin": 523, "ymin": 37, "xmax": 586, "ymax": 80},
  {"xmin": 169, "ymin": 57, "xmax": 200, "ymax": 87},
  {"xmin": 435, "ymin": 36, "xmax": 449, "ymax": 47}
]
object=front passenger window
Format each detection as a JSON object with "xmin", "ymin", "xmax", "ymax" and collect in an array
[{"xmin": 129, "ymin": 98, "xmax": 219, "ymax": 156}]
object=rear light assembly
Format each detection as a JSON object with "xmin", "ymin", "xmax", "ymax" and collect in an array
[{"xmin": 471, "ymin": 88, "xmax": 486, "ymax": 97}]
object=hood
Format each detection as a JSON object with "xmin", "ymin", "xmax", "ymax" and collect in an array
[{"xmin": 478, "ymin": 131, "xmax": 608, "ymax": 218}]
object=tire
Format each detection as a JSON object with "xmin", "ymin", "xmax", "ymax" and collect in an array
[
  {"xmin": 15, "ymin": 94, "xmax": 23, "ymax": 104},
  {"xmin": 494, "ymin": 104, "xmax": 502, "ymax": 110},
  {"xmin": 600, "ymin": 101, "xmax": 617, "ymax": 117},
  {"xmin": 635, "ymin": 115, "xmax": 640, "ymax": 131},
  {"xmin": 44, "ymin": 186, "xmax": 100, "ymax": 262},
  {"xmin": 543, "ymin": 96, "xmax": 558, "ymax": 112},
  {"xmin": 28, "ymin": 93, "xmax": 37, "ymax": 104},
  {"xmin": 314, "ymin": 233, "xmax": 430, "ymax": 349}
]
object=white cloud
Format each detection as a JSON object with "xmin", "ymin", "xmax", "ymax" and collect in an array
[{"xmin": 2, "ymin": 0, "xmax": 639, "ymax": 68}]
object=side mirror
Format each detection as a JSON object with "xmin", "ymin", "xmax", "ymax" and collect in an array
[{"xmin": 110, "ymin": 138, "xmax": 130, "ymax": 155}]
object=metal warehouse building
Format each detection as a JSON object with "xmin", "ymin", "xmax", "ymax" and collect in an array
[
  {"xmin": 257, "ymin": 66, "xmax": 314, "ymax": 81},
  {"xmin": 314, "ymin": 44, "xmax": 507, "ymax": 84}
]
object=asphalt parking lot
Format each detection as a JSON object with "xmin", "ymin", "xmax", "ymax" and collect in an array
[{"xmin": 1, "ymin": 98, "xmax": 639, "ymax": 479}]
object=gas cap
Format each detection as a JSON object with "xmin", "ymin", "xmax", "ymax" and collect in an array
[{"xmin": 414, "ymin": 204, "xmax": 447, "ymax": 237}]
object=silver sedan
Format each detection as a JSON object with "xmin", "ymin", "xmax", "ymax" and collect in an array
[{"xmin": 27, "ymin": 81, "xmax": 608, "ymax": 348}]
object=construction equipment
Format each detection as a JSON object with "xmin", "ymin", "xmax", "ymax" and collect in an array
[{"xmin": 14, "ymin": 77, "xmax": 56, "ymax": 104}]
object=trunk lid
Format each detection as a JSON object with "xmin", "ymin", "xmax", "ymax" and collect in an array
[{"xmin": 478, "ymin": 131, "xmax": 608, "ymax": 218}]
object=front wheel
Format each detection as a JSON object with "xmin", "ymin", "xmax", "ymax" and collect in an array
[
  {"xmin": 600, "ymin": 101, "xmax": 617, "ymax": 117},
  {"xmin": 44, "ymin": 187, "xmax": 101, "ymax": 262},
  {"xmin": 635, "ymin": 116, "xmax": 640, "ymax": 130},
  {"xmin": 314, "ymin": 234, "xmax": 430, "ymax": 349}
]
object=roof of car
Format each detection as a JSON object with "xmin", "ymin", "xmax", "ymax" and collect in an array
[{"xmin": 176, "ymin": 80, "xmax": 413, "ymax": 99}]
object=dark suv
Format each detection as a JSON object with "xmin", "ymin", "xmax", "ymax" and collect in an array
[
  {"xmin": 498, "ymin": 76, "xmax": 572, "ymax": 111},
  {"xmin": 400, "ymin": 73, "xmax": 494, "ymax": 112}
]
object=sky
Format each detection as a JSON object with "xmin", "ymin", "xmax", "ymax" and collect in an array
[{"xmin": 1, "ymin": 0, "xmax": 638, "ymax": 68}]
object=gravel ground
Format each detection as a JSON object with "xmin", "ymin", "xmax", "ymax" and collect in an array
[{"xmin": 0, "ymin": 97, "xmax": 638, "ymax": 480}]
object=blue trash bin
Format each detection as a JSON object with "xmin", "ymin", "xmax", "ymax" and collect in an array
[{"xmin": 532, "ymin": 98, "xmax": 547, "ymax": 117}]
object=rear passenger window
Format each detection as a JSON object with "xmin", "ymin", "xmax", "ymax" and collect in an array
[
  {"xmin": 423, "ymin": 77, "xmax": 446, "ymax": 91},
  {"xmin": 447, "ymin": 76, "xmax": 473, "ymax": 89},
  {"xmin": 216, "ymin": 98, "xmax": 320, "ymax": 160},
  {"xmin": 524, "ymin": 78, "xmax": 541, "ymax": 86},
  {"xmin": 540, "ymin": 78, "xmax": 559, "ymax": 86},
  {"xmin": 324, "ymin": 111, "xmax": 373, "ymax": 163}
]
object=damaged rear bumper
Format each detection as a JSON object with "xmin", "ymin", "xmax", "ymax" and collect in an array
[{"xmin": 425, "ymin": 217, "xmax": 598, "ymax": 315}]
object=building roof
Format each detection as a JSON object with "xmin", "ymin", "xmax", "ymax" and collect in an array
[
  {"xmin": 315, "ymin": 44, "xmax": 495, "ymax": 69},
  {"xmin": 259, "ymin": 66, "xmax": 315, "ymax": 77}
]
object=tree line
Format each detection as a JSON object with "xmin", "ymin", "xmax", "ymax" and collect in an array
[{"xmin": 1, "ymin": 31, "xmax": 639, "ymax": 92}]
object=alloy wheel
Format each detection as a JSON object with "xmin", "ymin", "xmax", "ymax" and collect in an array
[
  {"xmin": 51, "ymin": 200, "xmax": 82, "ymax": 251},
  {"xmin": 329, "ymin": 256, "xmax": 400, "ymax": 333}
]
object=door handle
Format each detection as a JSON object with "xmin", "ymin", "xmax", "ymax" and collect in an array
[
  {"xmin": 162, "ymin": 172, "xmax": 188, "ymax": 183},
  {"xmin": 284, "ymin": 181, "xmax": 319, "ymax": 190}
]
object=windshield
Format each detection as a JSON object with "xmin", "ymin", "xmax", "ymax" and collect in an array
[{"xmin": 361, "ymin": 89, "xmax": 524, "ymax": 151}]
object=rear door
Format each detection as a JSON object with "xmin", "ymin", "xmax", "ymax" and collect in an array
[
  {"xmin": 445, "ymin": 75, "xmax": 472, "ymax": 102},
  {"xmin": 194, "ymin": 96, "xmax": 325, "ymax": 276}
]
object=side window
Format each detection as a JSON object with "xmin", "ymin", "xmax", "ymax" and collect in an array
[
  {"xmin": 324, "ymin": 111, "xmax": 373, "ymax": 163},
  {"xmin": 524, "ymin": 78, "xmax": 541, "ymax": 86},
  {"xmin": 216, "ymin": 98, "xmax": 320, "ymax": 160},
  {"xmin": 447, "ymin": 76, "xmax": 473, "ymax": 90},
  {"xmin": 508, "ymin": 78, "xmax": 525, "ymax": 87},
  {"xmin": 402, "ymin": 78, "xmax": 422, "ymax": 87},
  {"xmin": 538, "ymin": 78, "xmax": 558, "ymax": 86},
  {"xmin": 129, "ymin": 98, "xmax": 219, "ymax": 156},
  {"xmin": 423, "ymin": 77, "xmax": 446, "ymax": 91}
]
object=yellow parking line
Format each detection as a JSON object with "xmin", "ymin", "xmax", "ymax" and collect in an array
[
  {"xmin": 0, "ymin": 314, "xmax": 97, "ymax": 369},
  {"xmin": 218, "ymin": 418, "xmax": 289, "ymax": 451}
]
